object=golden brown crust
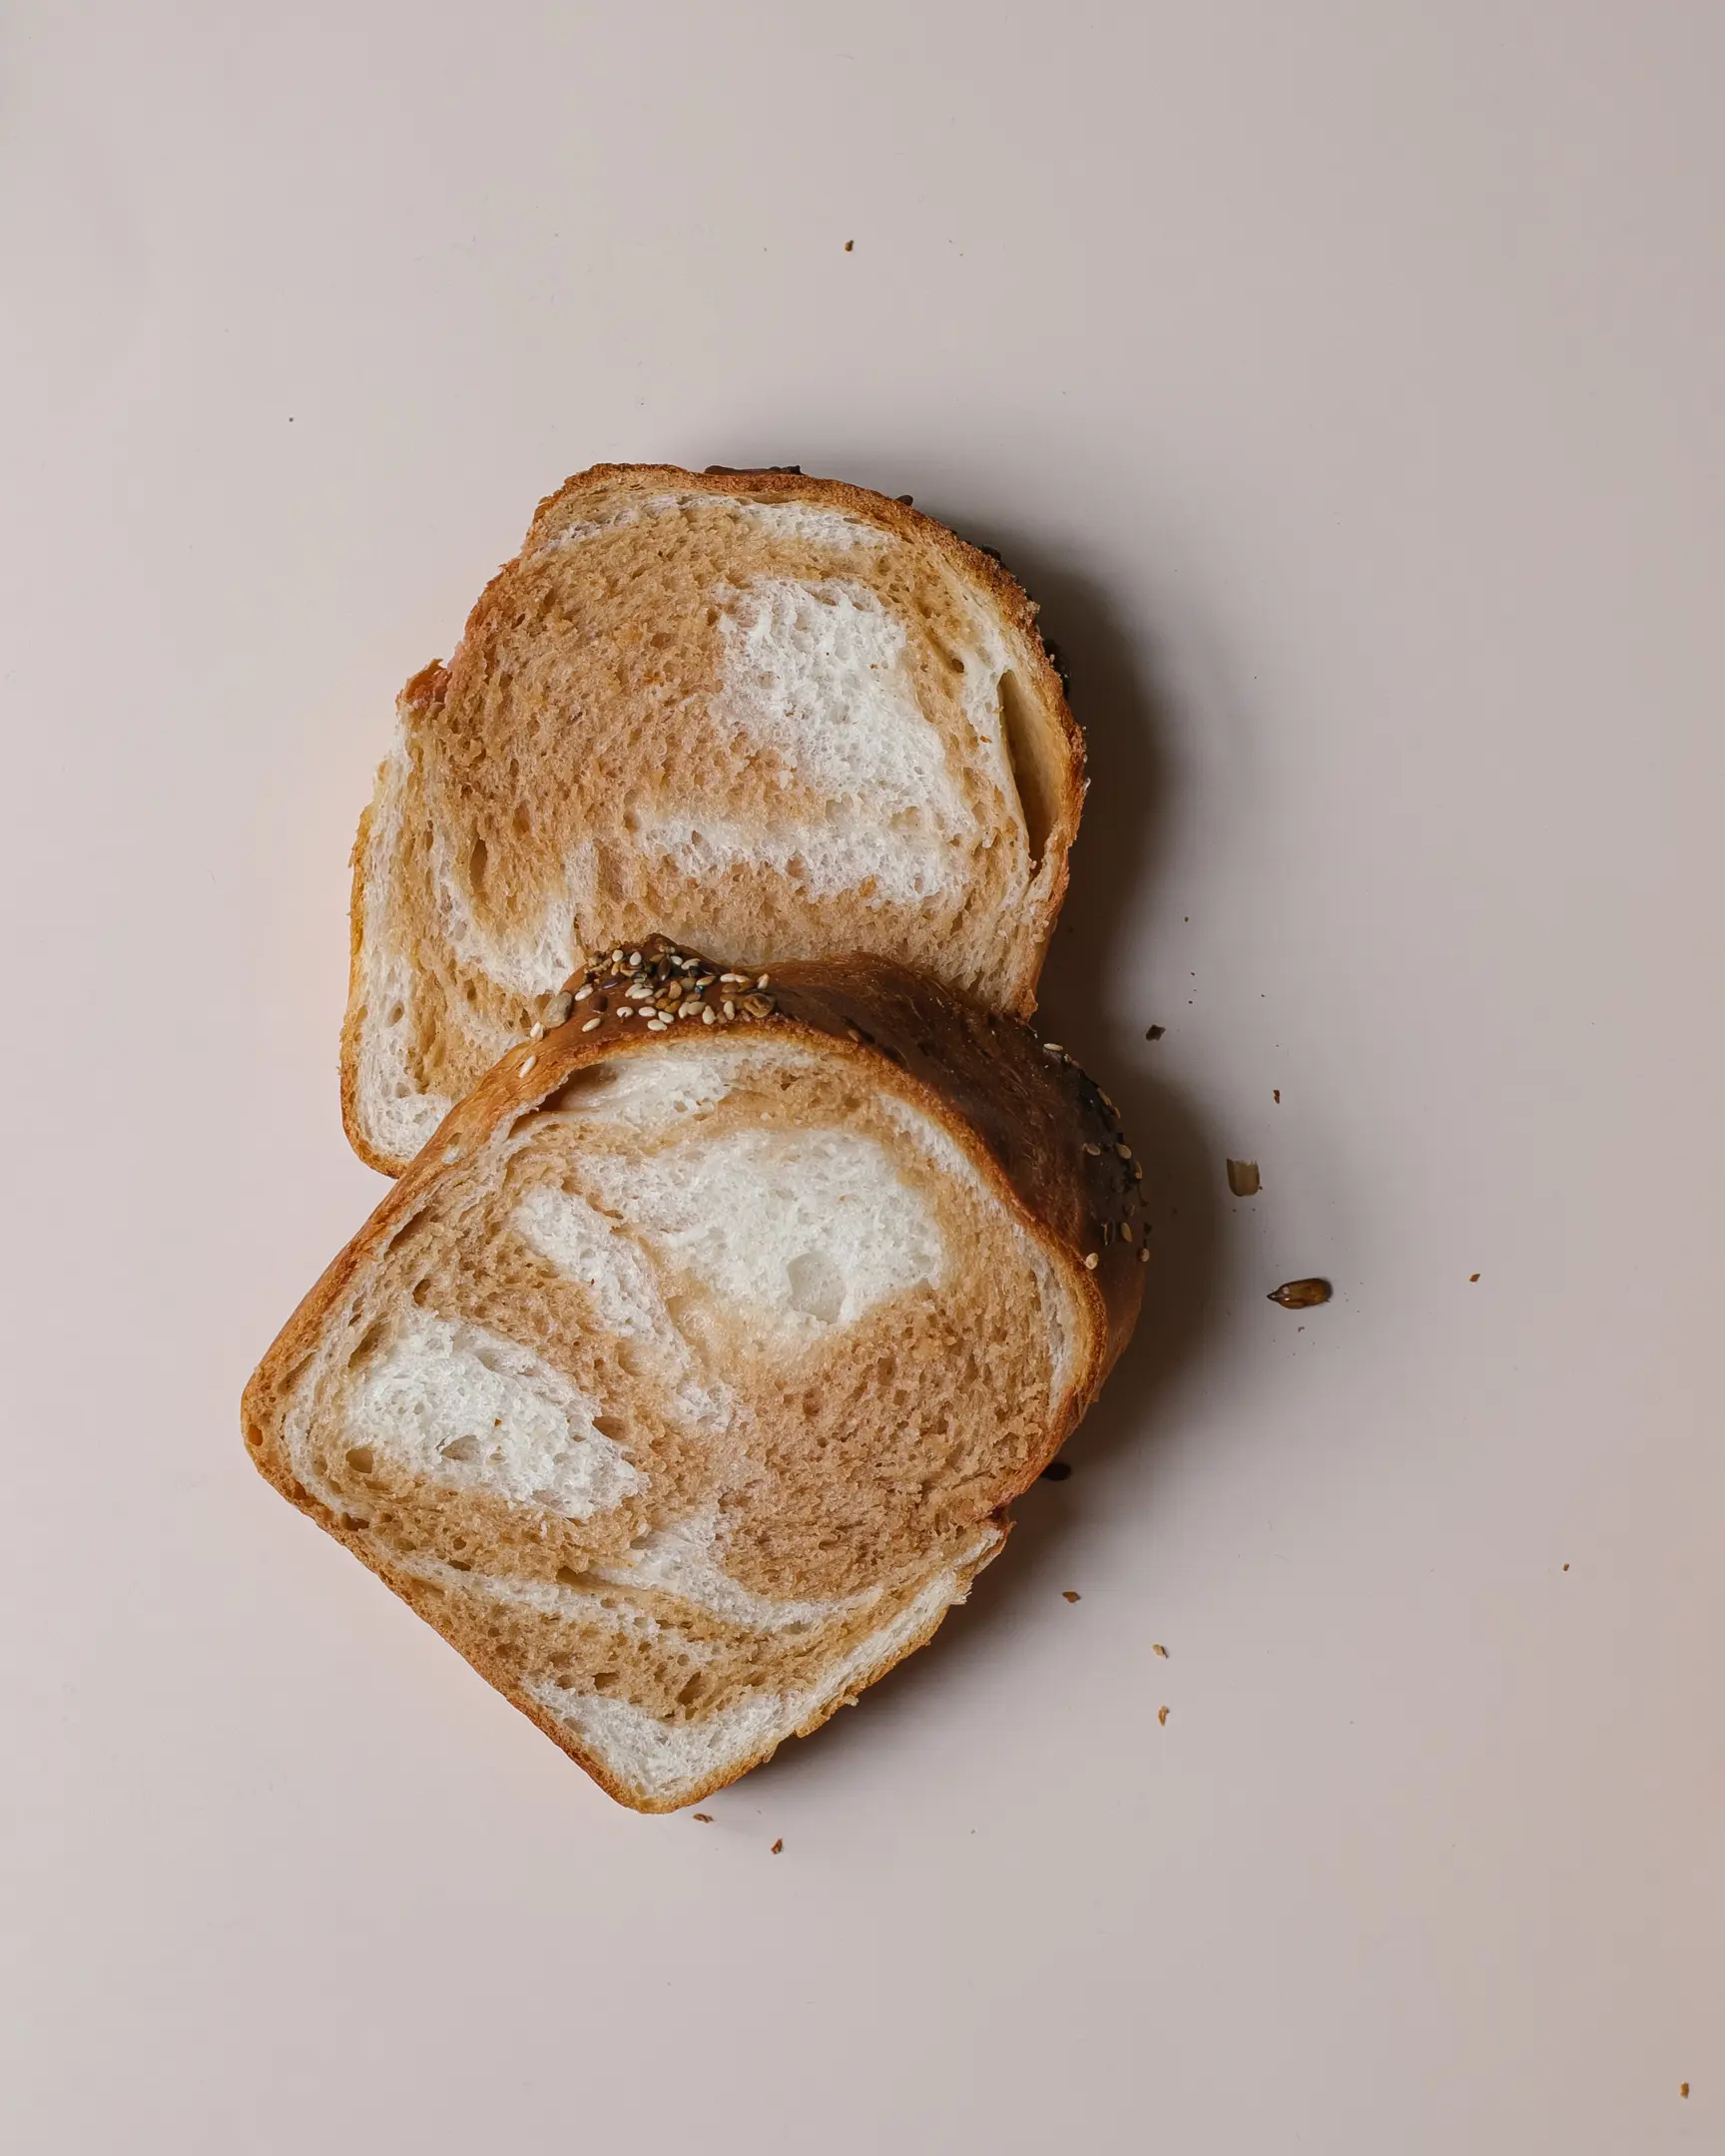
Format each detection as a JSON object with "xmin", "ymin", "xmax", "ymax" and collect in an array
[
  {"xmin": 338, "ymin": 794, "xmax": 387, "ymax": 1173},
  {"xmin": 254, "ymin": 941, "xmax": 1141, "ymax": 1811}
]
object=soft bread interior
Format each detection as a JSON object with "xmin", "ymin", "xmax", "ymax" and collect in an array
[
  {"xmin": 274, "ymin": 1032, "xmax": 1082, "ymax": 1808},
  {"xmin": 347, "ymin": 475, "xmax": 1076, "ymax": 1169}
]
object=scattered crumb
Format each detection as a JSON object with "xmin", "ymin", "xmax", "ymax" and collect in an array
[
  {"xmin": 1469, "ymin": 1272, "xmax": 1480, "ymax": 1283},
  {"xmin": 844, "ymin": 239, "xmax": 854, "ymax": 252},
  {"xmin": 1041, "ymin": 1460, "xmax": 1073, "ymax": 1482},
  {"xmin": 1681, "ymin": 2082, "xmax": 1689, "ymax": 2098},
  {"xmin": 1145, "ymin": 1023, "xmax": 1165, "ymax": 1041},
  {"xmin": 1152, "ymin": 1643, "xmax": 1169, "ymax": 1659},
  {"xmin": 1062, "ymin": 1590, "xmax": 1081, "ymax": 1603},
  {"xmin": 771, "ymin": 1838, "xmax": 784, "ymax": 1854},
  {"xmin": 1562, "ymin": 1562, "xmax": 1570, "ymax": 1572},
  {"xmin": 1268, "ymin": 1278, "xmax": 1331, "ymax": 1309},
  {"xmin": 1158, "ymin": 1705, "xmax": 1170, "ymax": 1726},
  {"xmin": 895, "ymin": 493, "xmax": 913, "ymax": 505},
  {"xmin": 692, "ymin": 1813, "xmax": 713, "ymax": 1823},
  {"xmin": 1226, "ymin": 1158, "xmax": 1262, "ymax": 1197},
  {"xmin": 1273, "ymin": 1089, "xmax": 1281, "ymax": 1102}
]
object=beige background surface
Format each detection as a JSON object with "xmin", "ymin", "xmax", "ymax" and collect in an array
[{"xmin": 3, "ymin": 3, "xmax": 1721, "ymax": 2149}]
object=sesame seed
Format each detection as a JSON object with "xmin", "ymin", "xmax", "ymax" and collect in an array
[
  {"xmin": 1083, "ymin": 1142, "xmax": 1101, "ymax": 1156},
  {"xmin": 1139, "ymin": 1247, "xmax": 1150, "ymax": 1263},
  {"xmin": 723, "ymin": 1000, "xmax": 736, "ymax": 1018},
  {"xmin": 742, "ymin": 994, "xmax": 773, "ymax": 1017},
  {"xmin": 519, "ymin": 1054, "xmax": 536, "ymax": 1074},
  {"xmin": 581, "ymin": 1016, "xmax": 601, "ymax": 1031},
  {"xmin": 757, "ymin": 974, "xmax": 770, "ymax": 988},
  {"xmin": 529, "ymin": 1022, "xmax": 544, "ymax": 1040},
  {"xmin": 1121, "ymin": 1223, "xmax": 1134, "ymax": 1242},
  {"xmin": 574, "ymin": 985, "xmax": 592, "ymax": 1001},
  {"xmin": 720, "ymin": 972, "xmax": 747, "ymax": 983},
  {"xmin": 1084, "ymin": 1252, "xmax": 1099, "ymax": 1270},
  {"xmin": 701, "ymin": 1007, "xmax": 716, "ymax": 1024},
  {"xmin": 441, "ymin": 1146, "xmax": 461, "ymax": 1164},
  {"xmin": 1043, "ymin": 1042, "xmax": 1064, "ymax": 1056},
  {"xmin": 847, "ymin": 1028, "xmax": 862, "ymax": 1041},
  {"xmin": 1116, "ymin": 1143, "xmax": 1132, "ymax": 1159},
  {"xmin": 628, "ymin": 952, "xmax": 641, "ymax": 967}
]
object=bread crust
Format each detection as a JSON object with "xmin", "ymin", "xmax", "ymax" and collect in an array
[
  {"xmin": 255, "ymin": 942, "xmax": 1142, "ymax": 1809},
  {"xmin": 340, "ymin": 464, "xmax": 1086, "ymax": 1174}
]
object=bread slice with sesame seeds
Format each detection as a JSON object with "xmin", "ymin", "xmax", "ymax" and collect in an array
[
  {"xmin": 249, "ymin": 941, "xmax": 1143, "ymax": 1813},
  {"xmin": 342, "ymin": 462, "xmax": 1083, "ymax": 1174}
]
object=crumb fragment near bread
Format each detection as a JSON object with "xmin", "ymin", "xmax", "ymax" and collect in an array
[
  {"xmin": 1145, "ymin": 1023, "xmax": 1165, "ymax": 1041},
  {"xmin": 692, "ymin": 1813, "xmax": 713, "ymax": 1823},
  {"xmin": 1268, "ymin": 1278, "xmax": 1331, "ymax": 1309},
  {"xmin": 1062, "ymin": 1590, "xmax": 1081, "ymax": 1603},
  {"xmin": 1152, "ymin": 1642, "xmax": 1168, "ymax": 1658},
  {"xmin": 771, "ymin": 1838, "xmax": 784, "ymax": 1854},
  {"xmin": 1226, "ymin": 1159, "xmax": 1261, "ymax": 1197},
  {"xmin": 1157, "ymin": 1705, "xmax": 1169, "ymax": 1726}
]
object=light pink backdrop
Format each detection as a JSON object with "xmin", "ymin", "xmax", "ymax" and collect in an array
[{"xmin": 2, "ymin": 4, "xmax": 1720, "ymax": 2149}]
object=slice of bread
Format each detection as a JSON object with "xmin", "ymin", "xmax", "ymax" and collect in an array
[
  {"xmin": 342, "ymin": 463, "xmax": 1083, "ymax": 1173},
  {"xmin": 252, "ymin": 941, "xmax": 1143, "ymax": 1812}
]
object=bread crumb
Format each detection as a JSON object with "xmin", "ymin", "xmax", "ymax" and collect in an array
[
  {"xmin": 1273, "ymin": 1088, "xmax": 1280, "ymax": 1102},
  {"xmin": 1158, "ymin": 1705, "xmax": 1170, "ymax": 1726},
  {"xmin": 1040, "ymin": 1460, "xmax": 1072, "ymax": 1481},
  {"xmin": 1680, "ymin": 2082, "xmax": 1689, "ymax": 2097},
  {"xmin": 1562, "ymin": 1562, "xmax": 1570, "ymax": 1572},
  {"xmin": 692, "ymin": 1813, "xmax": 713, "ymax": 1823},
  {"xmin": 1145, "ymin": 1023, "xmax": 1165, "ymax": 1041},
  {"xmin": 1268, "ymin": 1277, "xmax": 1331, "ymax": 1309},
  {"xmin": 1062, "ymin": 1589, "xmax": 1081, "ymax": 1603},
  {"xmin": 1469, "ymin": 1272, "xmax": 1480, "ymax": 1282},
  {"xmin": 771, "ymin": 1838, "xmax": 784, "ymax": 1854},
  {"xmin": 844, "ymin": 239, "xmax": 854, "ymax": 252},
  {"xmin": 1226, "ymin": 1158, "xmax": 1261, "ymax": 1197},
  {"xmin": 1152, "ymin": 1643, "xmax": 1168, "ymax": 1658}
]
